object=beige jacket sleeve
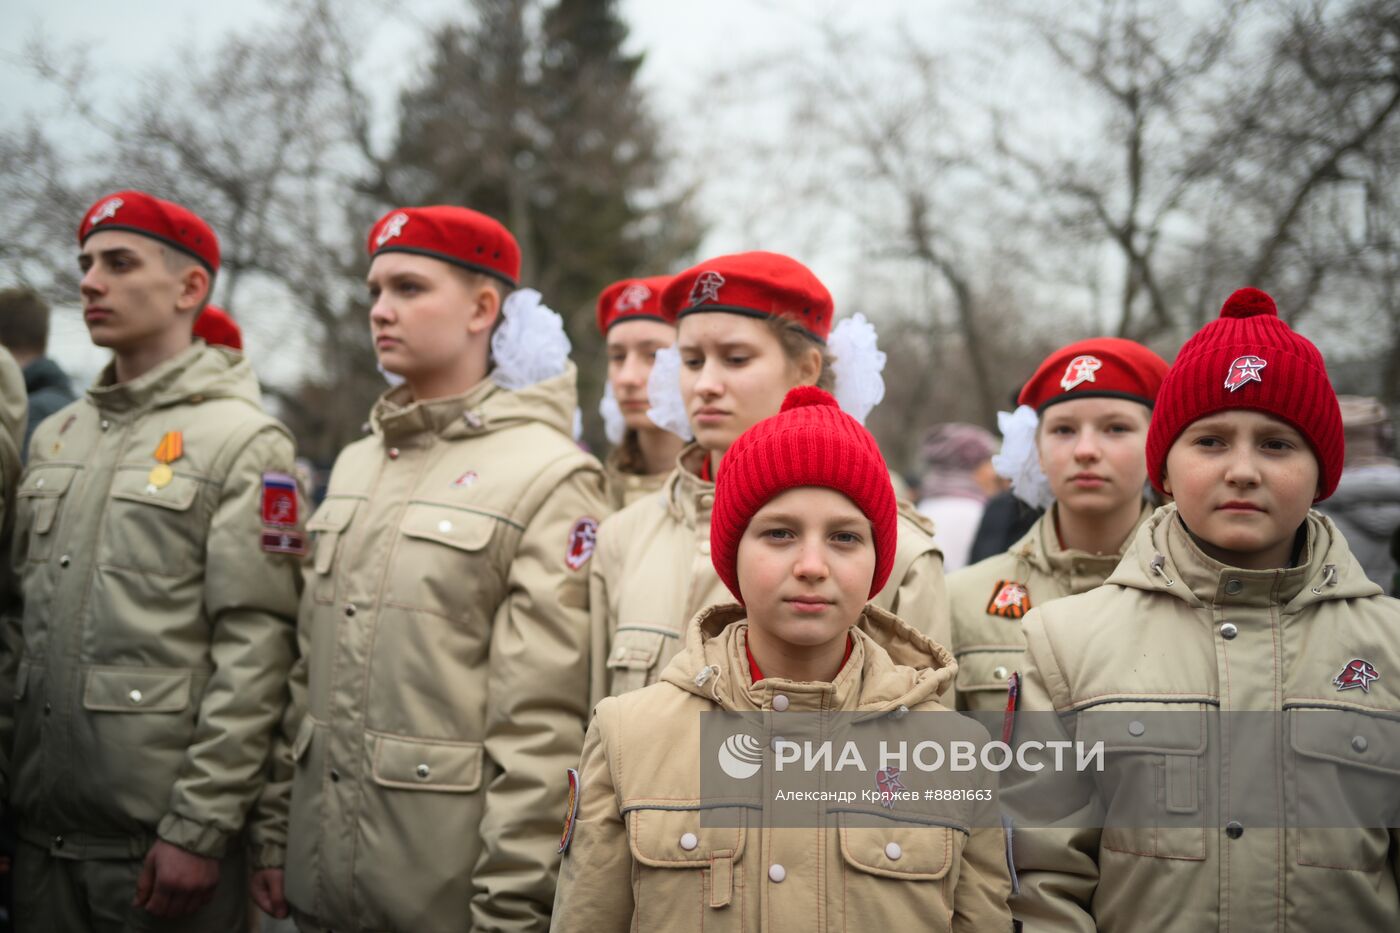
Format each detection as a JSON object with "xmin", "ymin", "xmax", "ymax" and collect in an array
[
  {"xmin": 888, "ymin": 548, "xmax": 951, "ymax": 654},
  {"xmin": 954, "ymin": 770, "xmax": 1015, "ymax": 933},
  {"xmin": 551, "ymin": 697, "xmax": 632, "ymax": 933},
  {"xmin": 1005, "ymin": 607, "xmax": 1101, "ymax": 933},
  {"xmin": 155, "ymin": 426, "xmax": 303, "ymax": 859},
  {"xmin": 586, "ymin": 515, "xmax": 623, "ymax": 713},
  {"xmin": 473, "ymin": 464, "xmax": 603, "ymax": 932}
]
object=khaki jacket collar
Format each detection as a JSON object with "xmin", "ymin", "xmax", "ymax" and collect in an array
[
  {"xmin": 660, "ymin": 603, "xmax": 956, "ymax": 714},
  {"xmin": 88, "ymin": 341, "xmax": 260, "ymax": 416},
  {"xmin": 371, "ymin": 361, "xmax": 581, "ymax": 446},
  {"xmin": 1010, "ymin": 500, "xmax": 1152, "ymax": 580},
  {"xmin": 661, "ymin": 442, "xmax": 714, "ymax": 526},
  {"xmin": 1108, "ymin": 503, "xmax": 1381, "ymax": 611}
]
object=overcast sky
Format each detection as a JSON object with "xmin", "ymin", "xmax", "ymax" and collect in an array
[{"xmin": 0, "ymin": 0, "xmax": 1007, "ymax": 385}]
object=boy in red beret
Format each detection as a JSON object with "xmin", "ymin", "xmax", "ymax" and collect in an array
[
  {"xmin": 265, "ymin": 205, "xmax": 607, "ymax": 933},
  {"xmin": 594, "ymin": 275, "xmax": 684, "ymax": 508},
  {"xmin": 2, "ymin": 190, "xmax": 303, "ymax": 930},
  {"xmin": 1008, "ymin": 289, "xmax": 1400, "ymax": 931},
  {"xmin": 555, "ymin": 386, "xmax": 1012, "ymax": 931}
]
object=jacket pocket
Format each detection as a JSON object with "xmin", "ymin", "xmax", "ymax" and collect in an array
[
  {"xmin": 953, "ymin": 650, "xmax": 1021, "ymax": 712},
  {"xmin": 306, "ymin": 497, "xmax": 360, "ymax": 603},
  {"xmin": 837, "ymin": 814, "xmax": 958, "ymax": 933},
  {"xmin": 607, "ymin": 628, "xmax": 671, "ymax": 697},
  {"xmin": 370, "ymin": 734, "xmax": 484, "ymax": 793},
  {"xmin": 14, "ymin": 465, "xmax": 80, "ymax": 563},
  {"xmin": 103, "ymin": 467, "xmax": 204, "ymax": 575},
  {"xmin": 82, "ymin": 667, "xmax": 192, "ymax": 712},
  {"xmin": 626, "ymin": 805, "xmax": 748, "ymax": 931},
  {"xmin": 1289, "ymin": 706, "xmax": 1400, "ymax": 872},
  {"xmin": 79, "ymin": 667, "xmax": 201, "ymax": 826},
  {"xmin": 1075, "ymin": 703, "xmax": 1209, "ymax": 861},
  {"xmin": 388, "ymin": 504, "xmax": 503, "ymax": 617}
]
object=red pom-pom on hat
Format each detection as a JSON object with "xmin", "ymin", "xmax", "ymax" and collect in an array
[
  {"xmin": 1220, "ymin": 287, "xmax": 1278, "ymax": 319},
  {"xmin": 78, "ymin": 190, "xmax": 220, "ymax": 274},
  {"xmin": 595, "ymin": 275, "xmax": 673, "ymax": 334},
  {"xmin": 710, "ymin": 386, "xmax": 897, "ymax": 604},
  {"xmin": 367, "ymin": 206, "xmax": 520, "ymax": 288},
  {"xmin": 781, "ymin": 385, "xmax": 833, "ymax": 412}
]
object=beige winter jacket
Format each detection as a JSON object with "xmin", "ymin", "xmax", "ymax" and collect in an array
[
  {"xmin": 601, "ymin": 448, "xmax": 668, "ymax": 511},
  {"xmin": 554, "ymin": 602, "xmax": 1013, "ymax": 932},
  {"xmin": 946, "ymin": 502, "xmax": 1151, "ymax": 711},
  {"xmin": 2, "ymin": 342, "xmax": 302, "ymax": 862},
  {"xmin": 281, "ymin": 365, "xmax": 608, "ymax": 933},
  {"xmin": 590, "ymin": 444, "xmax": 950, "ymax": 706},
  {"xmin": 1009, "ymin": 505, "xmax": 1400, "ymax": 932}
]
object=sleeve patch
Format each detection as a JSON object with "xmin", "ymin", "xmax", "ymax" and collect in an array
[
  {"xmin": 565, "ymin": 517, "xmax": 599, "ymax": 571},
  {"xmin": 262, "ymin": 530, "xmax": 307, "ymax": 555},
  {"xmin": 261, "ymin": 471, "xmax": 300, "ymax": 528}
]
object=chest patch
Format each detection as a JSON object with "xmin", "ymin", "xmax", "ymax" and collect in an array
[
  {"xmin": 986, "ymin": 580, "xmax": 1032, "ymax": 619},
  {"xmin": 1333, "ymin": 658, "xmax": 1379, "ymax": 693}
]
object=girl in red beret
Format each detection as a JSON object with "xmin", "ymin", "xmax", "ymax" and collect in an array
[
  {"xmin": 1007, "ymin": 289, "xmax": 1400, "ymax": 931},
  {"xmin": 945, "ymin": 337, "xmax": 1169, "ymax": 712},
  {"xmin": 594, "ymin": 275, "xmax": 686, "ymax": 509},
  {"xmin": 554, "ymin": 387, "xmax": 1012, "ymax": 932},
  {"xmin": 587, "ymin": 250, "xmax": 950, "ymax": 706}
]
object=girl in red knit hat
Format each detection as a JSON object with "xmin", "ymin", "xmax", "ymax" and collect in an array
[
  {"xmin": 1006, "ymin": 289, "xmax": 1400, "ymax": 931},
  {"xmin": 946, "ymin": 337, "xmax": 1168, "ymax": 712},
  {"xmin": 554, "ymin": 386, "xmax": 1013, "ymax": 931},
  {"xmin": 594, "ymin": 275, "xmax": 686, "ymax": 509},
  {"xmin": 587, "ymin": 251, "xmax": 950, "ymax": 705}
]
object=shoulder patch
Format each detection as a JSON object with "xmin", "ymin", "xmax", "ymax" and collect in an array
[
  {"xmin": 986, "ymin": 580, "xmax": 1031, "ymax": 619},
  {"xmin": 262, "ymin": 471, "xmax": 300, "ymax": 528},
  {"xmin": 261, "ymin": 530, "xmax": 307, "ymax": 555},
  {"xmin": 558, "ymin": 767, "xmax": 581, "ymax": 854},
  {"xmin": 565, "ymin": 517, "xmax": 599, "ymax": 571}
]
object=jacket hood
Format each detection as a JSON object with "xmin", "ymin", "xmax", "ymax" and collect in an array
[
  {"xmin": 87, "ymin": 342, "xmax": 262, "ymax": 414},
  {"xmin": 372, "ymin": 361, "xmax": 581, "ymax": 444},
  {"xmin": 659, "ymin": 602, "xmax": 957, "ymax": 713},
  {"xmin": 1108, "ymin": 503, "xmax": 1380, "ymax": 611}
]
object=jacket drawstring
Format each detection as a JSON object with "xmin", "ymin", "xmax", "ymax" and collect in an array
[
  {"xmin": 1311, "ymin": 563, "xmax": 1338, "ymax": 595},
  {"xmin": 1149, "ymin": 554, "xmax": 1175, "ymax": 587},
  {"xmin": 694, "ymin": 664, "xmax": 723, "ymax": 702}
]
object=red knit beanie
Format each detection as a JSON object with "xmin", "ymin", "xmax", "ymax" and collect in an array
[
  {"xmin": 711, "ymin": 386, "xmax": 897, "ymax": 603},
  {"xmin": 1146, "ymin": 287, "xmax": 1343, "ymax": 501}
]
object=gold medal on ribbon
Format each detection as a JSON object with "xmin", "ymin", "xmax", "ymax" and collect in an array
[
  {"xmin": 148, "ymin": 431, "xmax": 184, "ymax": 490},
  {"xmin": 148, "ymin": 463, "xmax": 174, "ymax": 488}
]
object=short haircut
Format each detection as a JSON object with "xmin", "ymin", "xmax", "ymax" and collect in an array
[
  {"xmin": 161, "ymin": 247, "xmax": 216, "ymax": 312},
  {"xmin": 0, "ymin": 286, "xmax": 51, "ymax": 355}
]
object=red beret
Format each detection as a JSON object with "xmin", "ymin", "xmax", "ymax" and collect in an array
[
  {"xmin": 193, "ymin": 305, "xmax": 243, "ymax": 351},
  {"xmin": 661, "ymin": 251, "xmax": 833, "ymax": 343},
  {"xmin": 1019, "ymin": 337, "xmax": 1169, "ymax": 413},
  {"xmin": 595, "ymin": 275, "xmax": 672, "ymax": 335},
  {"xmin": 367, "ymin": 206, "xmax": 520, "ymax": 288},
  {"xmin": 78, "ymin": 190, "xmax": 220, "ymax": 274}
]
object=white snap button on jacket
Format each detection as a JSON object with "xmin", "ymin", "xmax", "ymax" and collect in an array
[
  {"xmin": 885, "ymin": 842, "xmax": 902, "ymax": 860},
  {"xmin": 679, "ymin": 833, "xmax": 698, "ymax": 851},
  {"xmin": 772, "ymin": 695, "xmax": 790, "ymax": 711},
  {"xmin": 768, "ymin": 864, "xmax": 786, "ymax": 883},
  {"xmin": 438, "ymin": 520, "xmax": 453, "ymax": 533}
]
